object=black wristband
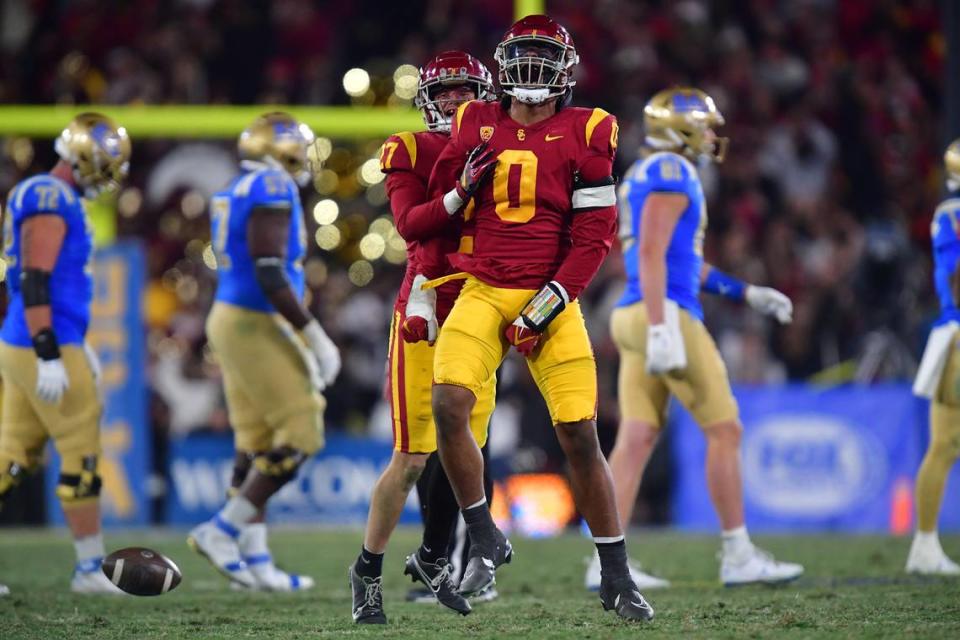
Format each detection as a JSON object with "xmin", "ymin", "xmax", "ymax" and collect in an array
[{"xmin": 32, "ymin": 328, "xmax": 61, "ymax": 361}]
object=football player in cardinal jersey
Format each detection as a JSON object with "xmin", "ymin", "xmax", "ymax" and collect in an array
[
  {"xmin": 350, "ymin": 51, "xmax": 496, "ymax": 624},
  {"xmin": 611, "ymin": 87, "xmax": 801, "ymax": 587},
  {"xmin": 0, "ymin": 113, "xmax": 130, "ymax": 594},
  {"xmin": 188, "ymin": 112, "xmax": 340, "ymax": 592},
  {"xmin": 410, "ymin": 15, "xmax": 653, "ymax": 622}
]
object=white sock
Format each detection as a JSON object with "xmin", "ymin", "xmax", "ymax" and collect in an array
[
  {"xmin": 915, "ymin": 530, "xmax": 940, "ymax": 549},
  {"xmin": 721, "ymin": 525, "xmax": 752, "ymax": 558},
  {"xmin": 74, "ymin": 533, "xmax": 105, "ymax": 564},
  {"xmin": 241, "ymin": 523, "xmax": 270, "ymax": 557},
  {"xmin": 219, "ymin": 496, "xmax": 258, "ymax": 530}
]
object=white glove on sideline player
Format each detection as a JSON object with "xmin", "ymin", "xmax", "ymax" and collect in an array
[
  {"xmin": 36, "ymin": 358, "xmax": 70, "ymax": 404},
  {"xmin": 645, "ymin": 324, "xmax": 677, "ymax": 375},
  {"xmin": 745, "ymin": 285, "xmax": 793, "ymax": 324},
  {"xmin": 303, "ymin": 320, "xmax": 342, "ymax": 388}
]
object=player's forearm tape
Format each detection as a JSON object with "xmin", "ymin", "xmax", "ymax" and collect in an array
[
  {"xmin": 20, "ymin": 268, "xmax": 52, "ymax": 307},
  {"xmin": 702, "ymin": 268, "xmax": 746, "ymax": 301},
  {"xmin": 443, "ymin": 188, "xmax": 465, "ymax": 215},
  {"xmin": 571, "ymin": 175, "xmax": 616, "ymax": 211},
  {"xmin": 31, "ymin": 327, "xmax": 61, "ymax": 361},
  {"xmin": 254, "ymin": 257, "xmax": 290, "ymax": 293},
  {"xmin": 520, "ymin": 281, "xmax": 570, "ymax": 332}
]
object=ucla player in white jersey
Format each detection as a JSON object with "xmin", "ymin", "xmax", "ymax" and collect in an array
[
  {"xmin": 908, "ymin": 139, "xmax": 960, "ymax": 576},
  {"xmin": 0, "ymin": 113, "xmax": 130, "ymax": 594},
  {"xmin": 591, "ymin": 88, "xmax": 803, "ymax": 588},
  {"xmin": 188, "ymin": 112, "xmax": 340, "ymax": 591}
]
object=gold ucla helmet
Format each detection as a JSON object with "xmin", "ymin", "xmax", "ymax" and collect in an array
[
  {"xmin": 946, "ymin": 139, "xmax": 960, "ymax": 191},
  {"xmin": 238, "ymin": 112, "xmax": 317, "ymax": 186},
  {"xmin": 54, "ymin": 112, "xmax": 131, "ymax": 198},
  {"xmin": 644, "ymin": 87, "xmax": 728, "ymax": 163}
]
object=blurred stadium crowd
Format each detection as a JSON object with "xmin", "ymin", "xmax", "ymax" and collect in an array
[{"xmin": 0, "ymin": 0, "xmax": 947, "ymax": 519}]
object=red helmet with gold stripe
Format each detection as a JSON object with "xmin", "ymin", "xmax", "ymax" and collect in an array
[
  {"xmin": 415, "ymin": 51, "xmax": 494, "ymax": 133},
  {"xmin": 494, "ymin": 14, "xmax": 578, "ymax": 105}
]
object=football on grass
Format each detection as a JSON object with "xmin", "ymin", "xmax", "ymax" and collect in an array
[{"xmin": 102, "ymin": 547, "xmax": 182, "ymax": 596}]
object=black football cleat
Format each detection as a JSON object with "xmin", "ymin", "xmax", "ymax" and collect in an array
[
  {"xmin": 404, "ymin": 552, "xmax": 471, "ymax": 615},
  {"xmin": 349, "ymin": 563, "xmax": 386, "ymax": 624},
  {"xmin": 458, "ymin": 528, "xmax": 513, "ymax": 597},
  {"xmin": 599, "ymin": 576, "xmax": 655, "ymax": 622}
]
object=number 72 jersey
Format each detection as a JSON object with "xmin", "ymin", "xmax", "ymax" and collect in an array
[
  {"xmin": 2, "ymin": 174, "xmax": 93, "ymax": 347},
  {"xmin": 428, "ymin": 100, "xmax": 618, "ymax": 290}
]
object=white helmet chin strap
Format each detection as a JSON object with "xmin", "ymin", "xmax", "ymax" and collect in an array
[
  {"xmin": 949, "ymin": 177, "xmax": 960, "ymax": 192},
  {"xmin": 509, "ymin": 87, "xmax": 552, "ymax": 104}
]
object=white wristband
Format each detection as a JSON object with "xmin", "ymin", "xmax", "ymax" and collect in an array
[{"xmin": 443, "ymin": 188, "xmax": 465, "ymax": 215}]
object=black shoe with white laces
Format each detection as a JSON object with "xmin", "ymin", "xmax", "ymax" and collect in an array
[
  {"xmin": 599, "ymin": 576, "xmax": 654, "ymax": 622},
  {"xmin": 349, "ymin": 563, "xmax": 386, "ymax": 624},
  {"xmin": 404, "ymin": 552, "xmax": 471, "ymax": 615},
  {"xmin": 458, "ymin": 528, "xmax": 513, "ymax": 597}
]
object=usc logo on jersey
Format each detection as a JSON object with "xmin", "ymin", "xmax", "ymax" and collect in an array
[{"xmin": 517, "ymin": 129, "xmax": 526, "ymax": 141}]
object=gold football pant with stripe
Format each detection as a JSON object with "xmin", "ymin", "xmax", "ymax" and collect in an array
[
  {"xmin": 206, "ymin": 303, "xmax": 325, "ymax": 455},
  {"xmin": 386, "ymin": 310, "xmax": 494, "ymax": 453},
  {"xmin": 917, "ymin": 332, "xmax": 960, "ymax": 531},
  {"xmin": 610, "ymin": 302, "xmax": 739, "ymax": 429},
  {"xmin": 433, "ymin": 276, "xmax": 597, "ymax": 425},
  {"xmin": 0, "ymin": 342, "xmax": 103, "ymax": 503}
]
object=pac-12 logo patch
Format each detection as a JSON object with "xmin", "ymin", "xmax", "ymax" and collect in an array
[{"xmin": 480, "ymin": 126, "xmax": 494, "ymax": 142}]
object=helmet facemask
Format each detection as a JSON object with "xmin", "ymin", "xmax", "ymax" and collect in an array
[
  {"xmin": 416, "ymin": 80, "xmax": 484, "ymax": 133},
  {"xmin": 496, "ymin": 36, "xmax": 577, "ymax": 105}
]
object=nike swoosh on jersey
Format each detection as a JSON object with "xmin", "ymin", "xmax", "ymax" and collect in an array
[{"xmin": 545, "ymin": 134, "xmax": 564, "ymax": 141}]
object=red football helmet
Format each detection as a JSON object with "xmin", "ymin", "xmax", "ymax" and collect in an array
[
  {"xmin": 494, "ymin": 14, "xmax": 578, "ymax": 105},
  {"xmin": 415, "ymin": 51, "xmax": 494, "ymax": 132}
]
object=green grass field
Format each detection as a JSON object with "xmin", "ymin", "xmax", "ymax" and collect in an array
[{"xmin": 1, "ymin": 528, "xmax": 959, "ymax": 639}]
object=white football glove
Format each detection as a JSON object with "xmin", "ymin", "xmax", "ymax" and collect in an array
[
  {"xmin": 745, "ymin": 285, "xmax": 793, "ymax": 324},
  {"xmin": 36, "ymin": 358, "xmax": 70, "ymax": 404},
  {"xmin": 303, "ymin": 319, "xmax": 341, "ymax": 388},
  {"xmin": 403, "ymin": 274, "xmax": 438, "ymax": 343},
  {"xmin": 645, "ymin": 324, "xmax": 677, "ymax": 375}
]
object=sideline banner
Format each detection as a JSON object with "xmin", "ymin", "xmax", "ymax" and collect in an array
[
  {"xmin": 45, "ymin": 242, "xmax": 150, "ymax": 526},
  {"xmin": 166, "ymin": 434, "xmax": 419, "ymax": 525},
  {"xmin": 671, "ymin": 385, "xmax": 931, "ymax": 532}
]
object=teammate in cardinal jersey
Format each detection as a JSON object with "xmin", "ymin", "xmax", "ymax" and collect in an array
[
  {"xmin": 349, "ymin": 51, "xmax": 496, "ymax": 624},
  {"xmin": 409, "ymin": 15, "xmax": 653, "ymax": 622}
]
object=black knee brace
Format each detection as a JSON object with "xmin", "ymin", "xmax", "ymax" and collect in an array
[
  {"xmin": 56, "ymin": 456, "xmax": 102, "ymax": 503},
  {"xmin": 253, "ymin": 447, "xmax": 307, "ymax": 486}
]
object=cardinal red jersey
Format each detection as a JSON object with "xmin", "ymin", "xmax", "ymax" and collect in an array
[
  {"xmin": 380, "ymin": 130, "xmax": 467, "ymax": 323},
  {"xmin": 427, "ymin": 100, "xmax": 619, "ymax": 296}
]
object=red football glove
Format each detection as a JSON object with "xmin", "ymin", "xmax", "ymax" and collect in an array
[
  {"xmin": 504, "ymin": 281, "xmax": 570, "ymax": 357},
  {"xmin": 401, "ymin": 316, "xmax": 432, "ymax": 344},
  {"xmin": 504, "ymin": 319, "xmax": 541, "ymax": 357},
  {"xmin": 456, "ymin": 143, "xmax": 498, "ymax": 201}
]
